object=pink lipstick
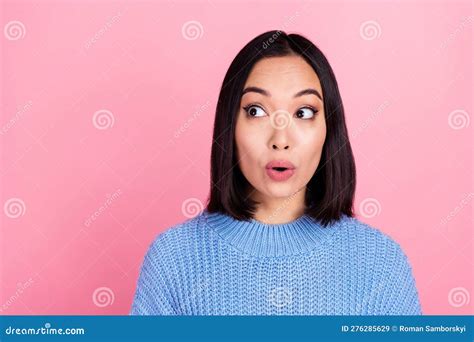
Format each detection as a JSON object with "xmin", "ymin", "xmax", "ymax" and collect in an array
[{"xmin": 265, "ymin": 160, "xmax": 296, "ymax": 182}]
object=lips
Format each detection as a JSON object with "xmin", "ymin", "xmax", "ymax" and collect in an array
[
  {"xmin": 265, "ymin": 160, "xmax": 296, "ymax": 181},
  {"xmin": 265, "ymin": 160, "xmax": 296, "ymax": 171}
]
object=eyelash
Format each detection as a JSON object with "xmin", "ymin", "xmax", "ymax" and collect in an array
[{"xmin": 242, "ymin": 104, "xmax": 319, "ymax": 120}]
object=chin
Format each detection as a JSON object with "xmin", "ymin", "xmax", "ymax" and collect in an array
[{"xmin": 264, "ymin": 185, "xmax": 298, "ymax": 198}]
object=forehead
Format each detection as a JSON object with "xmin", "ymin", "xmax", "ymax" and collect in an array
[{"xmin": 244, "ymin": 55, "xmax": 322, "ymax": 94}]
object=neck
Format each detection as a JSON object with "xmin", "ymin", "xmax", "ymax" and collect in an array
[
  {"xmin": 251, "ymin": 187, "xmax": 306, "ymax": 224},
  {"xmin": 203, "ymin": 208, "xmax": 344, "ymax": 257}
]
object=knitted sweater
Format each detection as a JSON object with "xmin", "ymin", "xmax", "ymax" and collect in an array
[{"xmin": 130, "ymin": 209, "xmax": 422, "ymax": 315}]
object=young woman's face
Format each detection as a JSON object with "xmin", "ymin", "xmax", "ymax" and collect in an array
[{"xmin": 235, "ymin": 55, "xmax": 327, "ymax": 201}]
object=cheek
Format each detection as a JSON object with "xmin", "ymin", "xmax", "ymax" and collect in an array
[
  {"xmin": 299, "ymin": 123, "xmax": 326, "ymax": 170},
  {"xmin": 299, "ymin": 117, "xmax": 326, "ymax": 143},
  {"xmin": 235, "ymin": 123, "xmax": 266, "ymax": 180},
  {"xmin": 236, "ymin": 114, "xmax": 264, "ymax": 153},
  {"xmin": 236, "ymin": 135, "xmax": 260, "ymax": 167}
]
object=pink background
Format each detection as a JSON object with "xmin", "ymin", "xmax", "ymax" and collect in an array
[{"xmin": 1, "ymin": 0, "xmax": 472, "ymax": 315}]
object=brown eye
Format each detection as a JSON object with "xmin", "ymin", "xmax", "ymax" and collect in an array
[
  {"xmin": 296, "ymin": 107, "xmax": 317, "ymax": 119},
  {"xmin": 243, "ymin": 105, "xmax": 265, "ymax": 118}
]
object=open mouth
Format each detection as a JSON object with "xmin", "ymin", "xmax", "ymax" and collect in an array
[
  {"xmin": 266, "ymin": 166, "xmax": 295, "ymax": 181},
  {"xmin": 272, "ymin": 167, "xmax": 289, "ymax": 172}
]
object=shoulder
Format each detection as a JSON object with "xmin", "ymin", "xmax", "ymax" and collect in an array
[
  {"xmin": 336, "ymin": 214, "xmax": 411, "ymax": 263},
  {"xmin": 144, "ymin": 212, "xmax": 205, "ymax": 258},
  {"xmin": 340, "ymin": 217, "xmax": 421, "ymax": 313}
]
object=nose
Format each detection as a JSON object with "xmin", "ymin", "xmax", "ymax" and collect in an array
[
  {"xmin": 270, "ymin": 127, "xmax": 291, "ymax": 150},
  {"xmin": 269, "ymin": 109, "xmax": 292, "ymax": 151},
  {"xmin": 272, "ymin": 144, "xmax": 290, "ymax": 150}
]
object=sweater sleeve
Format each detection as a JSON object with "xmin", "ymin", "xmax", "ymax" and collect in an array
[
  {"xmin": 129, "ymin": 235, "xmax": 178, "ymax": 315},
  {"xmin": 366, "ymin": 239, "xmax": 423, "ymax": 315}
]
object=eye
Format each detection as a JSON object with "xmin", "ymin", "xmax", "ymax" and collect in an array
[
  {"xmin": 295, "ymin": 107, "xmax": 317, "ymax": 120},
  {"xmin": 243, "ymin": 104, "xmax": 266, "ymax": 118}
]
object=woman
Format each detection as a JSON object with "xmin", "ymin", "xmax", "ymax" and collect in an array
[{"xmin": 130, "ymin": 30, "xmax": 422, "ymax": 315}]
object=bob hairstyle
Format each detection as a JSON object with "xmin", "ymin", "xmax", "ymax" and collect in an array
[{"xmin": 206, "ymin": 30, "xmax": 356, "ymax": 227}]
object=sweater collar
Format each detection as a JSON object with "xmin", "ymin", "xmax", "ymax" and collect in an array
[{"xmin": 203, "ymin": 209, "xmax": 343, "ymax": 257}]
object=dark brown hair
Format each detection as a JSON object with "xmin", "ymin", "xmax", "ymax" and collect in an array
[{"xmin": 206, "ymin": 30, "xmax": 356, "ymax": 227}]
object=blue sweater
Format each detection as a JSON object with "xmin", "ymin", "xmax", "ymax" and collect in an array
[{"xmin": 130, "ymin": 209, "xmax": 422, "ymax": 315}]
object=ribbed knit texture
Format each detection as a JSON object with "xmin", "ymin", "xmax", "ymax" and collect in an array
[{"xmin": 130, "ymin": 209, "xmax": 422, "ymax": 315}]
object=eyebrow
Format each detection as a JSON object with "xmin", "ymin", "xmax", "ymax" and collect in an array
[{"xmin": 241, "ymin": 86, "xmax": 323, "ymax": 101}]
